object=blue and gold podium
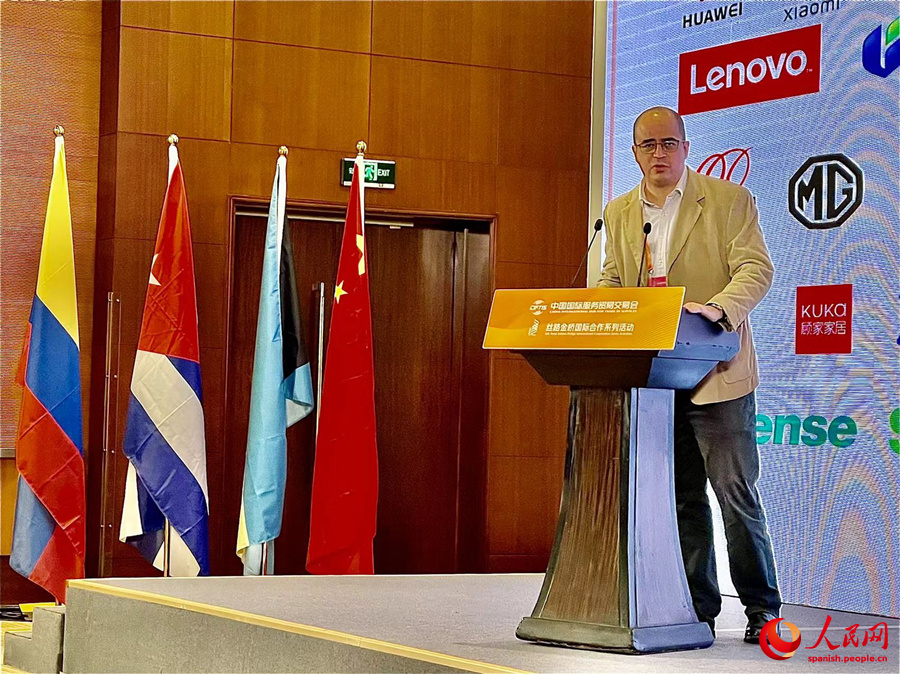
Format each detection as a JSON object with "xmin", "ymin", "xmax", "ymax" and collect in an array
[{"xmin": 484, "ymin": 287, "xmax": 739, "ymax": 654}]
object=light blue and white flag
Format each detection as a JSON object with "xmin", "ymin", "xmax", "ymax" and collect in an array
[{"xmin": 237, "ymin": 150, "xmax": 314, "ymax": 575}]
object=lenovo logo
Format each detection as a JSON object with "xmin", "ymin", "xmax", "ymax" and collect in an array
[{"xmin": 679, "ymin": 25, "xmax": 821, "ymax": 115}]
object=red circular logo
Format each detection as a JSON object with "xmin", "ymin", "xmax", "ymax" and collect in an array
[
  {"xmin": 697, "ymin": 148, "xmax": 751, "ymax": 185},
  {"xmin": 759, "ymin": 618, "xmax": 802, "ymax": 660}
]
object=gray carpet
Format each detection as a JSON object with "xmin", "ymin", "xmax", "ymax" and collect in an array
[{"xmin": 74, "ymin": 574, "xmax": 898, "ymax": 673}]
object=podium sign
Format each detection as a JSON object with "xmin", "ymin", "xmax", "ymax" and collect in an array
[
  {"xmin": 483, "ymin": 287, "xmax": 685, "ymax": 350},
  {"xmin": 484, "ymin": 287, "xmax": 737, "ymax": 653}
]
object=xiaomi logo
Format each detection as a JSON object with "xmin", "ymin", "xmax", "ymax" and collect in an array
[{"xmin": 678, "ymin": 25, "xmax": 821, "ymax": 115}]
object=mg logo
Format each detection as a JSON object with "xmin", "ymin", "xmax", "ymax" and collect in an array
[
  {"xmin": 862, "ymin": 16, "xmax": 900, "ymax": 78},
  {"xmin": 788, "ymin": 154, "xmax": 863, "ymax": 230},
  {"xmin": 697, "ymin": 148, "xmax": 751, "ymax": 185}
]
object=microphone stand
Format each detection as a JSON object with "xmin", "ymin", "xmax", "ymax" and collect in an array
[
  {"xmin": 570, "ymin": 219, "xmax": 604, "ymax": 287},
  {"xmin": 636, "ymin": 222, "xmax": 652, "ymax": 288}
]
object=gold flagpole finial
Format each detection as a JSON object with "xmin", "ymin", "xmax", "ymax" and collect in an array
[
  {"xmin": 356, "ymin": 140, "xmax": 367, "ymax": 156},
  {"xmin": 167, "ymin": 134, "xmax": 179, "ymax": 146},
  {"xmin": 53, "ymin": 125, "xmax": 65, "ymax": 137},
  {"xmin": 278, "ymin": 145, "xmax": 289, "ymax": 156}
]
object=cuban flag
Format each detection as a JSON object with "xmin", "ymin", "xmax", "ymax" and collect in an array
[
  {"xmin": 119, "ymin": 141, "xmax": 210, "ymax": 576},
  {"xmin": 10, "ymin": 131, "xmax": 86, "ymax": 603},
  {"xmin": 237, "ymin": 149, "xmax": 314, "ymax": 575}
]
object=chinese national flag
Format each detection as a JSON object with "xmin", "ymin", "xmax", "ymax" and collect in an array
[{"xmin": 307, "ymin": 155, "xmax": 378, "ymax": 574}]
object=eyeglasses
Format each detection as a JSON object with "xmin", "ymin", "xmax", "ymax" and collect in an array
[{"xmin": 635, "ymin": 139, "xmax": 685, "ymax": 155}]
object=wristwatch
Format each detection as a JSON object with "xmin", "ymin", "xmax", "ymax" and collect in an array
[{"xmin": 706, "ymin": 302, "xmax": 733, "ymax": 331}]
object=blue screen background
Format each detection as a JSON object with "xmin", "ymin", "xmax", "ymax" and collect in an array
[{"xmin": 604, "ymin": 0, "xmax": 900, "ymax": 616}]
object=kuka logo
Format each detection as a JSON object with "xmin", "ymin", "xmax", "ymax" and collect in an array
[
  {"xmin": 697, "ymin": 148, "xmax": 751, "ymax": 185},
  {"xmin": 862, "ymin": 16, "xmax": 900, "ymax": 78},
  {"xmin": 678, "ymin": 25, "xmax": 821, "ymax": 115},
  {"xmin": 796, "ymin": 284, "xmax": 853, "ymax": 355}
]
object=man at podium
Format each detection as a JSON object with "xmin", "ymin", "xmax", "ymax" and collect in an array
[{"xmin": 597, "ymin": 106, "xmax": 780, "ymax": 643}]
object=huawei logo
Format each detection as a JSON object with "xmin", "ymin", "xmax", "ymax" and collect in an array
[{"xmin": 697, "ymin": 148, "xmax": 751, "ymax": 185}]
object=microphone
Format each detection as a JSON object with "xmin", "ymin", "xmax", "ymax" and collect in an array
[
  {"xmin": 569, "ymin": 219, "xmax": 604, "ymax": 287},
  {"xmin": 636, "ymin": 222, "xmax": 652, "ymax": 287}
]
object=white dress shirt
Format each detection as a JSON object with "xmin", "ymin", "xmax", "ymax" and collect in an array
[{"xmin": 639, "ymin": 168, "xmax": 687, "ymax": 283}]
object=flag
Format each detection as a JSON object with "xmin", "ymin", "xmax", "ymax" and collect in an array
[
  {"xmin": 237, "ymin": 150, "xmax": 314, "ymax": 575},
  {"xmin": 307, "ymin": 154, "xmax": 378, "ymax": 575},
  {"xmin": 119, "ymin": 141, "xmax": 210, "ymax": 576},
  {"xmin": 10, "ymin": 131, "xmax": 86, "ymax": 602}
]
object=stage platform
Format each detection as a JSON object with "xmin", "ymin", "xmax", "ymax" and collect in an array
[{"xmin": 63, "ymin": 574, "xmax": 898, "ymax": 673}]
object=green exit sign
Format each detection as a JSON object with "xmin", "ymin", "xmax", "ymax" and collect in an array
[{"xmin": 341, "ymin": 158, "xmax": 396, "ymax": 190}]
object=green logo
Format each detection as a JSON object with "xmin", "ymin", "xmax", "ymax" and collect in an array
[
  {"xmin": 363, "ymin": 163, "xmax": 377, "ymax": 181},
  {"xmin": 891, "ymin": 408, "xmax": 899, "ymax": 455},
  {"xmin": 756, "ymin": 414, "xmax": 856, "ymax": 448}
]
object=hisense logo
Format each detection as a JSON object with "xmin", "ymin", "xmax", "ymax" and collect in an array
[
  {"xmin": 756, "ymin": 414, "xmax": 856, "ymax": 448},
  {"xmin": 759, "ymin": 410, "xmax": 900, "ymax": 455},
  {"xmin": 863, "ymin": 15, "xmax": 900, "ymax": 78}
]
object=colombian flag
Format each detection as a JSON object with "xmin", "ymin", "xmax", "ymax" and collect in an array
[{"xmin": 10, "ymin": 131, "xmax": 86, "ymax": 603}]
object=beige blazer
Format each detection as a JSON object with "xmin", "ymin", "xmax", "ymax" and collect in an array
[{"xmin": 598, "ymin": 169, "xmax": 774, "ymax": 405}]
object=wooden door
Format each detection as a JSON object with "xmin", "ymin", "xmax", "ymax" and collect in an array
[{"xmin": 222, "ymin": 213, "xmax": 490, "ymax": 575}]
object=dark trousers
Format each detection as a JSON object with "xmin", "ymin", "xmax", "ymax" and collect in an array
[{"xmin": 674, "ymin": 390, "xmax": 782, "ymax": 622}]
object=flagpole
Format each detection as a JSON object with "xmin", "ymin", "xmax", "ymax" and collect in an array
[
  {"xmin": 316, "ymin": 281, "xmax": 325, "ymax": 435},
  {"xmin": 261, "ymin": 540, "xmax": 269, "ymax": 576},
  {"xmin": 163, "ymin": 520, "xmax": 171, "ymax": 577}
]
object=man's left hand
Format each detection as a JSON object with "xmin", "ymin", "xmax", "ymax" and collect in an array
[{"xmin": 684, "ymin": 302, "xmax": 724, "ymax": 323}]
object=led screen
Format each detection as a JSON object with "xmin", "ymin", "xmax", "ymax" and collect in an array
[{"xmin": 603, "ymin": 0, "xmax": 900, "ymax": 616}]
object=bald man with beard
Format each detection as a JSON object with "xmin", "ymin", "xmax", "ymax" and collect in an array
[{"xmin": 598, "ymin": 106, "xmax": 781, "ymax": 643}]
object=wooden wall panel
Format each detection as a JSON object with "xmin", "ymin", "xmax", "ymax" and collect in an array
[
  {"xmin": 234, "ymin": 0, "xmax": 371, "ymax": 52},
  {"xmin": 85, "ymin": 0, "xmax": 593, "ymax": 581},
  {"xmin": 96, "ymin": 135, "xmax": 117, "ymax": 241},
  {"xmin": 229, "ymin": 143, "xmax": 349, "ymax": 204},
  {"xmin": 493, "ymin": 1, "xmax": 593, "ymax": 77},
  {"xmin": 171, "ymin": 140, "xmax": 232, "ymax": 245},
  {"xmin": 121, "ymin": 0, "xmax": 234, "ymax": 38},
  {"xmin": 231, "ymin": 40, "xmax": 369, "ymax": 151},
  {"xmin": 193, "ymin": 244, "xmax": 229, "ymax": 351},
  {"xmin": 372, "ymin": 1, "xmax": 593, "ymax": 77},
  {"xmin": 0, "ymin": 0, "xmax": 101, "ymax": 34},
  {"xmin": 112, "ymin": 133, "xmax": 230, "ymax": 244},
  {"xmin": 495, "ymin": 167, "xmax": 589, "ymax": 266},
  {"xmin": 364, "ymin": 156, "xmax": 496, "ymax": 215},
  {"xmin": 487, "ymin": 455, "xmax": 564, "ymax": 555},
  {"xmin": 493, "ymin": 261, "xmax": 582, "ymax": 291},
  {"xmin": 369, "ymin": 56, "xmax": 499, "ymax": 164},
  {"xmin": 117, "ymin": 28, "xmax": 232, "ymax": 140},
  {"xmin": 488, "ymin": 358, "xmax": 569, "ymax": 459},
  {"xmin": 498, "ymin": 70, "xmax": 591, "ymax": 171},
  {"xmin": 99, "ymin": 21, "xmax": 120, "ymax": 136}
]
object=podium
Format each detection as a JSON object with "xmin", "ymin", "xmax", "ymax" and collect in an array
[{"xmin": 484, "ymin": 287, "xmax": 739, "ymax": 654}]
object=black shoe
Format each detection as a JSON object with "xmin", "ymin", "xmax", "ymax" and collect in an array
[
  {"xmin": 744, "ymin": 612, "xmax": 779, "ymax": 644},
  {"xmin": 704, "ymin": 618, "xmax": 716, "ymax": 639}
]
